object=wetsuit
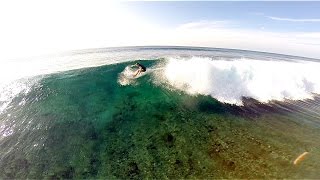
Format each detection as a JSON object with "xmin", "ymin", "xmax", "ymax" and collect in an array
[{"xmin": 137, "ymin": 63, "xmax": 146, "ymax": 72}]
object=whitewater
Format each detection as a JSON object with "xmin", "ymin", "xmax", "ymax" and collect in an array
[{"xmin": 160, "ymin": 57, "xmax": 320, "ymax": 105}]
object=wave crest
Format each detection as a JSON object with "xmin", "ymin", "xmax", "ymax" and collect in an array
[{"xmin": 160, "ymin": 57, "xmax": 320, "ymax": 105}]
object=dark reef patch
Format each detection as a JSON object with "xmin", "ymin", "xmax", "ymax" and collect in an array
[
  {"xmin": 163, "ymin": 133, "xmax": 175, "ymax": 148},
  {"xmin": 127, "ymin": 162, "xmax": 140, "ymax": 178}
]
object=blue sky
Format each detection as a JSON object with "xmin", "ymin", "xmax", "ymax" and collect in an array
[
  {"xmin": 125, "ymin": 2, "xmax": 320, "ymax": 32},
  {"xmin": 1, "ymin": 1, "xmax": 320, "ymax": 60}
]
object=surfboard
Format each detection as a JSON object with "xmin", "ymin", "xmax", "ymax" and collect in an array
[{"xmin": 118, "ymin": 66, "xmax": 147, "ymax": 85}]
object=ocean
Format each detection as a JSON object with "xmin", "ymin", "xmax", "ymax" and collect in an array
[{"xmin": 1, "ymin": 46, "xmax": 320, "ymax": 178}]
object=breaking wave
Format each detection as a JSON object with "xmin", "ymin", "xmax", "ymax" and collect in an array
[{"xmin": 160, "ymin": 57, "xmax": 320, "ymax": 105}]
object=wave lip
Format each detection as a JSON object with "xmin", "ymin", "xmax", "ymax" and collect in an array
[{"xmin": 161, "ymin": 57, "xmax": 320, "ymax": 105}]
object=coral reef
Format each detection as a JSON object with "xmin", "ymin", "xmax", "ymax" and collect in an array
[{"xmin": 1, "ymin": 61, "xmax": 320, "ymax": 179}]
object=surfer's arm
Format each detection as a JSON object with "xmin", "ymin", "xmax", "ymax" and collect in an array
[
  {"xmin": 133, "ymin": 67, "xmax": 143, "ymax": 77},
  {"xmin": 133, "ymin": 69, "xmax": 140, "ymax": 77}
]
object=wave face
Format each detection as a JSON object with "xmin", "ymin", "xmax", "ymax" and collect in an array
[
  {"xmin": 1, "ymin": 46, "xmax": 320, "ymax": 114},
  {"xmin": 161, "ymin": 57, "xmax": 320, "ymax": 105}
]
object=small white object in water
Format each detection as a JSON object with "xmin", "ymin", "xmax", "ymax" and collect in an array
[{"xmin": 293, "ymin": 152, "xmax": 309, "ymax": 165}]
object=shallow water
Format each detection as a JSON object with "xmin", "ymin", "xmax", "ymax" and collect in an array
[{"xmin": 1, "ymin": 47, "xmax": 320, "ymax": 178}]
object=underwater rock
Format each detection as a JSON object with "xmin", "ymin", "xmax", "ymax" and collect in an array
[
  {"xmin": 197, "ymin": 96, "xmax": 226, "ymax": 114},
  {"xmin": 49, "ymin": 174, "xmax": 60, "ymax": 180},
  {"xmin": 163, "ymin": 133, "xmax": 175, "ymax": 148},
  {"xmin": 222, "ymin": 160, "xmax": 236, "ymax": 171},
  {"xmin": 175, "ymin": 159, "xmax": 182, "ymax": 166},
  {"xmin": 174, "ymin": 159, "xmax": 184, "ymax": 171},
  {"xmin": 127, "ymin": 91, "xmax": 140, "ymax": 99},
  {"xmin": 187, "ymin": 157, "xmax": 195, "ymax": 172},
  {"xmin": 206, "ymin": 125, "xmax": 217, "ymax": 133},
  {"xmin": 208, "ymin": 142, "xmax": 224, "ymax": 159},
  {"xmin": 153, "ymin": 113, "xmax": 166, "ymax": 122},
  {"xmin": 147, "ymin": 143, "xmax": 157, "ymax": 151},
  {"xmin": 15, "ymin": 158, "xmax": 31, "ymax": 173},
  {"xmin": 1, "ymin": 156, "xmax": 31, "ymax": 179},
  {"xmin": 127, "ymin": 162, "xmax": 140, "ymax": 178},
  {"xmin": 86, "ymin": 128, "xmax": 99, "ymax": 140},
  {"xmin": 89, "ymin": 156, "xmax": 100, "ymax": 176},
  {"xmin": 49, "ymin": 166, "xmax": 75, "ymax": 179}
]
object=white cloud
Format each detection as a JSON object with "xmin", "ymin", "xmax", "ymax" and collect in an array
[
  {"xmin": 296, "ymin": 32, "xmax": 320, "ymax": 38},
  {"xmin": 0, "ymin": 0, "xmax": 320, "ymax": 60},
  {"xmin": 267, "ymin": 16, "xmax": 320, "ymax": 22},
  {"xmin": 154, "ymin": 21, "xmax": 320, "ymax": 59},
  {"xmin": 177, "ymin": 20, "xmax": 231, "ymax": 30}
]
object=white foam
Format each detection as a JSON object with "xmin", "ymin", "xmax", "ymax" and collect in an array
[
  {"xmin": 118, "ymin": 66, "xmax": 139, "ymax": 86},
  {"xmin": 160, "ymin": 57, "xmax": 320, "ymax": 105}
]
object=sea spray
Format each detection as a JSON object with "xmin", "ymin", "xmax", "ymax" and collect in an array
[
  {"xmin": 118, "ymin": 66, "xmax": 139, "ymax": 86},
  {"xmin": 160, "ymin": 57, "xmax": 320, "ymax": 105}
]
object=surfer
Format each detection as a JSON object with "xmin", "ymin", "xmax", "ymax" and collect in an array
[{"xmin": 132, "ymin": 62, "xmax": 146, "ymax": 77}]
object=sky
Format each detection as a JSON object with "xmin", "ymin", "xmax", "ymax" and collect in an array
[{"xmin": 0, "ymin": 0, "xmax": 320, "ymax": 60}]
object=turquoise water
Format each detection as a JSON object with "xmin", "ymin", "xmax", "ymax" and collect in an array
[{"xmin": 1, "ymin": 47, "xmax": 320, "ymax": 178}]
